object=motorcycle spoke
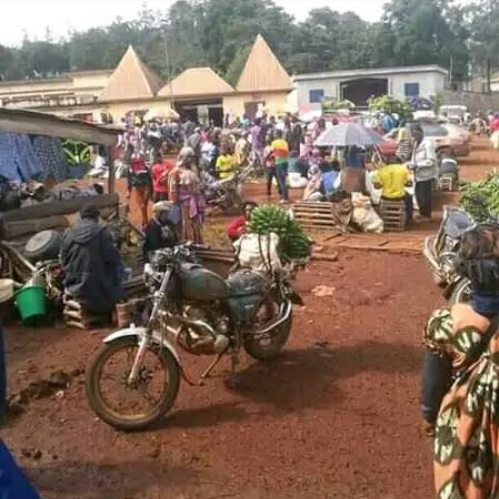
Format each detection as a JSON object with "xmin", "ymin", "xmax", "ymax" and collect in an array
[
  {"xmin": 137, "ymin": 386, "xmax": 159, "ymax": 407},
  {"xmin": 97, "ymin": 345, "xmax": 168, "ymax": 418}
]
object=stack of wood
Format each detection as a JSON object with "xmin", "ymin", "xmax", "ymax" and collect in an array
[
  {"xmin": 379, "ymin": 199, "xmax": 407, "ymax": 232},
  {"xmin": 62, "ymin": 297, "xmax": 88, "ymax": 330}
]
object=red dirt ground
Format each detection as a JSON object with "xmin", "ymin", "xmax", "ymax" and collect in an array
[{"xmin": 2, "ymin": 137, "xmax": 498, "ymax": 499}]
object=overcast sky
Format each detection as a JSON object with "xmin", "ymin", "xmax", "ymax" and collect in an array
[{"xmin": 1, "ymin": 0, "xmax": 388, "ymax": 46}]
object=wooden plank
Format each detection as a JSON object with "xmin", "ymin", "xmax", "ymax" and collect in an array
[
  {"xmin": 0, "ymin": 193, "xmax": 119, "ymax": 224},
  {"xmin": 3, "ymin": 215, "xmax": 69, "ymax": 239},
  {"xmin": 322, "ymin": 232, "xmax": 343, "ymax": 242},
  {"xmin": 295, "ymin": 213, "xmax": 336, "ymax": 220},
  {"xmin": 299, "ymin": 221, "xmax": 339, "ymax": 228}
]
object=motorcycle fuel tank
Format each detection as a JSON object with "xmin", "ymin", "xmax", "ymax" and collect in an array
[{"xmin": 180, "ymin": 263, "xmax": 231, "ymax": 302}]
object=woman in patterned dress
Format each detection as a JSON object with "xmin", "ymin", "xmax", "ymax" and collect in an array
[
  {"xmin": 422, "ymin": 227, "xmax": 499, "ymax": 498},
  {"xmin": 168, "ymin": 147, "xmax": 205, "ymax": 244}
]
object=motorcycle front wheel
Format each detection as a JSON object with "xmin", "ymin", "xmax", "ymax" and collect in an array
[{"xmin": 85, "ymin": 337, "xmax": 180, "ymax": 431}]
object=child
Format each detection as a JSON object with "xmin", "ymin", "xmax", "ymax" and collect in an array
[{"xmin": 151, "ymin": 151, "xmax": 173, "ymax": 203}]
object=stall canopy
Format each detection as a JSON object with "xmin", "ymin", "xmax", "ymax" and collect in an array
[{"xmin": 0, "ymin": 109, "xmax": 121, "ymax": 146}]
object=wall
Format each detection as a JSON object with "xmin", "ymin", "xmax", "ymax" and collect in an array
[
  {"xmin": 71, "ymin": 72, "xmax": 111, "ymax": 93},
  {"xmin": 224, "ymin": 91, "xmax": 290, "ymax": 118},
  {"xmin": 295, "ymin": 79, "xmax": 340, "ymax": 113},
  {"xmin": 104, "ymin": 98, "xmax": 169, "ymax": 120},
  {"xmin": 441, "ymin": 89, "xmax": 499, "ymax": 113},
  {"xmin": 0, "ymin": 78, "xmax": 72, "ymax": 99},
  {"xmin": 295, "ymin": 70, "xmax": 447, "ymax": 112},
  {"xmin": 389, "ymin": 71, "xmax": 446, "ymax": 99}
]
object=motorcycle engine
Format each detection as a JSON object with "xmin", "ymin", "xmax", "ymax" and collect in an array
[{"xmin": 177, "ymin": 305, "xmax": 230, "ymax": 356}]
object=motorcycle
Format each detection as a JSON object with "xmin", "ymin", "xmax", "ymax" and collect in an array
[
  {"xmin": 85, "ymin": 242, "xmax": 301, "ymax": 431},
  {"xmin": 423, "ymin": 205, "xmax": 475, "ymax": 304},
  {"xmin": 203, "ymin": 165, "xmax": 252, "ymax": 215}
]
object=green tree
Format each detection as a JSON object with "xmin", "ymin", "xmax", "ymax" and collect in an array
[
  {"xmin": 467, "ymin": 0, "xmax": 499, "ymax": 91},
  {"xmin": 380, "ymin": 0, "xmax": 469, "ymax": 81}
]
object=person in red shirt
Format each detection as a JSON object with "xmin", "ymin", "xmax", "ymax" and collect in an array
[
  {"xmin": 227, "ymin": 201, "xmax": 258, "ymax": 242},
  {"xmin": 151, "ymin": 151, "xmax": 174, "ymax": 203},
  {"xmin": 491, "ymin": 113, "xmax": 499, "ymax": 133}
]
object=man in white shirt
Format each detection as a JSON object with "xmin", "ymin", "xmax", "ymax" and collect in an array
[{"xmin": 408, "ymin": 125, "xmax": 437, "ymax": 221}]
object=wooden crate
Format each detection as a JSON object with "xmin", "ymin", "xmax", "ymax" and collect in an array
[
  {"xmin": 292, "ymin": 202, "xmax": 348, "ymax": 232},
  {"xmin": 379, "ymin": 200, "xmax": 406, "ymax": 232},
  {"xmin": 438, "ymin": 175, "xmax": 454, "ymax": 192}
]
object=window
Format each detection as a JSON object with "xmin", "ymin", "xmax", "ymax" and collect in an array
[
  {"xmin": 404, "ymin": 83, "xmax": 420, "ymax": 97},
  {"xmin": 309, "ymin": 89, "xmax": 325, "ymax": 104}
]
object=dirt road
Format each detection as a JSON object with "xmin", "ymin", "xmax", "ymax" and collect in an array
[
  {"xmin": 2, "ymin": 137, "xmax": 498, "ymax": 498},
  {"xmin": 3, "ymin": 249, "xmax": 437, "ymax": 499}
]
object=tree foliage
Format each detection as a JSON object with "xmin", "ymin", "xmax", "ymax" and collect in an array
[{"xmin": 0, "ymin": 0, "xmax": 495, "ymax": 85}]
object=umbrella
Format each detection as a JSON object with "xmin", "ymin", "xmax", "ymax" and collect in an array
[
  {"xmin": 314, "ymin": 123, "xmax": 382, "ymax": 147},
  {"xmin": 144, "ymin": 108, "xmax": 179, "ymax": 122},
  {"xmin": 300, "ymin": 110, "xmax": 322, "ymax": 123}
]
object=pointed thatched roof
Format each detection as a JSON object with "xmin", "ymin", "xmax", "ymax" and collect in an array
[
  {"xmin": 237, "ymin": 35, "xmax": 293, "ymax": 93},
  {"xmin": 100, "ymin": 46, "xmax": 161, "ymax": 102},
  {"xmin": 158, "ymin": 67, "xmax": 234, "ymax": 99}
]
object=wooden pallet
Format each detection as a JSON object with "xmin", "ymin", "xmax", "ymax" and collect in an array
[
  {"xmin": 379, "ymin": 200, "xmax": 406, "ymax": 232},
  {"xmin": 292, "ymin": 202, "xmax": 350, "ymax": 232},
  {"xmin": 321, "ymin": 232, "xmax": 424, "ymax": 254}
]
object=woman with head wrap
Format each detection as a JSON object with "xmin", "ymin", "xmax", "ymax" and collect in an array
[
  {"xmin": 143, "ymin": 202, "xmax": 178, "ymax": 260},
  {"xmin": 168, "ymin": 147, "xmax": 205, "ymax": 244},
  {"xmin": 421, "ymin": 226, "xmax": 499, "ymax": 497}
]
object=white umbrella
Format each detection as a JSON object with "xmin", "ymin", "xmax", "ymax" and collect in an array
[
  {"xmin": 300, "ymin": 110, "xmax": 322, "ymax": 123},
  {"xmin": 314, "ymin": 123, "xmax": 382, "ymax": 147},
  {"xmin": 144, "ymin": 108, "xmax": 179, "ymax": 122}
]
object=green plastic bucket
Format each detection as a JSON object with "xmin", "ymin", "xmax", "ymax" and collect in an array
[{"xmin": 15, "ymin": 286, "xmax": 47, "ymax": 324}]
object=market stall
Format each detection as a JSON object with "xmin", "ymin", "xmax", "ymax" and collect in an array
[{"xmin": 0, "ymin": 109, "xmax": 144, "ymax": 325}]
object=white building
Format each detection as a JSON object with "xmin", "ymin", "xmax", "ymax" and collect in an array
[{"xmin": 293, "ymin": 65, "xmax": 449, "ymax": 112}]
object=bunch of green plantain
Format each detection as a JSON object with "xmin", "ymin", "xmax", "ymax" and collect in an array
[
  {"xmin": 460, "ymin": 172, "xmax": 499, "ymax": 222},
  {"xmin": 248, "ymin": 205, "xmax": 312, "ymax": 261}
]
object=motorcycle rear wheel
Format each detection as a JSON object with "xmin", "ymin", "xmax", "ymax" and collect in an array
[
  {"xmin": 85, "ymin": 337, "xmax": 180, "ymax": 431},
  {"xmin": 244, "ymin": 314, "xmax": 292, "ymax": 361}
]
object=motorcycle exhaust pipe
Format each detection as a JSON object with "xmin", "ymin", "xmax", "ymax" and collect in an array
[{"xmin": 175, "ymin": 316, "xmax": 218, "ymax": 339}]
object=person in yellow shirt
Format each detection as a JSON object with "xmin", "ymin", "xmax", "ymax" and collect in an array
[
  {"xmin": 215, "ymin": 144, "xmax": 236, "ymax": 180},
  {"xmin": 373, "ymin": 155, "xmax": 413, "ymax": 225},
  {"xmin": 271, "ymin": 130, "xmax": 290, "ymax": 203}
]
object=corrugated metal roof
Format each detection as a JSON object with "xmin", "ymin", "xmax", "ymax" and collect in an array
[
  {"xmin": 237, "ymin": 35, "xmax": 293, "ymax": 93},
  {"xmin": 158, "ymin": 67, "xmax": 234, "ymax": 98},
  {"xmin": 0, "ymin": 108, "xmax": 120, "ymax": 146},
  {"xmin": 100, "ymin": 46, "xmax": 161, "ymax": 102}
]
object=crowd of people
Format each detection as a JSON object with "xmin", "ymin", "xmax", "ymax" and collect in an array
[{"xmin": 113, "ymin": 109, "xmax": 464, "ymax": 239}]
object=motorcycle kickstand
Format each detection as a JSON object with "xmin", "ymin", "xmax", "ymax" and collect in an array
[
  {"xmin": 178, "ymin": 351, "xmax": 226, "ymax": 387},
  {"xmin": 199, "ymin": 352, "xmax": 225, "ymax": 383},
  {"xmin": 230, "ymin": 350, "xmax": 241, "ymax": 375}
]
